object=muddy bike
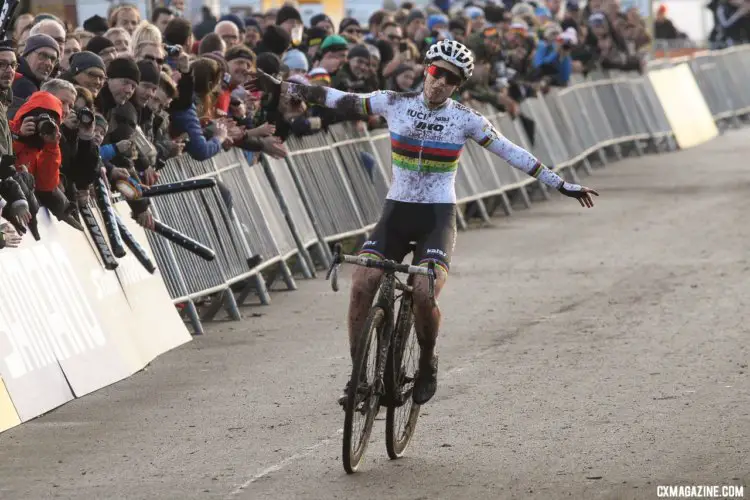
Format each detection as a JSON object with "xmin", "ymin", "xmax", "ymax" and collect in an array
[{"xmin": 326, "ymin": 242, "xmax": 436, "ymax": 474}]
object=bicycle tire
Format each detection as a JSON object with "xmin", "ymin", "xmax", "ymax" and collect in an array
[
  {"xmin": 342, "ymin": 306, "xmax": 385, "ymax": 474},
  {"xmin": 385, "ymin": 295, "xmax": 422, "ymax": 459}
]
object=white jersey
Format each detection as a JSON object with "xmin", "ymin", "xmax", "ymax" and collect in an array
[{"xmin": 287, "ymin": 85, "xmax": 566, "ymax": 204}]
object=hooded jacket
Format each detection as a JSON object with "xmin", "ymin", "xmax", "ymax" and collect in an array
[{"xmin": 10, "ymin": 91, "xmax": 63, "ymax": 192}]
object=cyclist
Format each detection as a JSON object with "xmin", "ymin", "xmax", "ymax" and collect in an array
[{"xmin": 249, "ymin": 40, "xmax": 598, "ymax": 406}]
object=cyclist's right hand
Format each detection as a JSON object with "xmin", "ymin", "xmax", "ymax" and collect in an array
[{"xmin": 245, "ymin": 70, "xmax": 282, "ymax": 101}]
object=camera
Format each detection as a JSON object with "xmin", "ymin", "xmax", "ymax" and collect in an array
[
  {"xmin": 34, "ymin": 113, "xmax": 57, "ymax": 136},
  {"xmin": 163, "ymin": 44, "xmax": 181, "ymax": 57},
  {"xmin": 399, "ymin": 41, "xmax": 408, "ymax": 53},
  {"xmin": 77, "ymin": 107, "xmax": 95, "ymax": 126},
  {"xmin": 562, "ymin": 41, "xmax": 573, "ymax": 50}
]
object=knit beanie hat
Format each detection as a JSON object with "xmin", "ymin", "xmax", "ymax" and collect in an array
[
  {"xmin": 107, "ymin": 57, "xmax": 141, "ymax": 83},
  {"xmin": 406, "ymin": 9, "xmax": 426, "ymax": 24},
  {"xmin": 86, "ymin": 35, "xmax": 115, "ymax": 56},
  {"xmin": 307, "ymin": 67, "xmax": 331, "ymax": 85},
  {"xmin": 69, "ymin": 51, "xmax": 105, "ymax": 75},
  {"xmin": 282, "ymin": 49, "xmax": 309, "ymax": 72},
  {"xmin": 320, "ymin": 35, "xmax": 348, "ymax": 55},
  {"xmin": 256, "ymin": 52, "xmax": 281, "ymax": 76},
  {"xmin": 22, "ymin": 34, "xmax": 59, "ymax": 58},
  {"xmin": 310, "ymin": 13, "xmax": 332, "ymax": 27},
  {"xmin": 339, "ymin": 18, "xmax": 361, "ymax": 33},
  {"xmin": 306, "ymin": 26, "xmax": 328, "ymax": 48},
  {"xmin": 137, "ymin": 60, "xmax": 160, "ymax": 85},
  {"xmin": 427, "ymin": 14, "xmax": 449, "ymax": 32},
  {"xmin": 347, "ymin": 44, "xmax": 370, "ymax": 60},
  {"xmin": 261, "ymin": 25, "xmax": 291, "ymax": 55},
  {"xmin": 276, "ymin": 5, "xmax": 302, "ymax": 25}
]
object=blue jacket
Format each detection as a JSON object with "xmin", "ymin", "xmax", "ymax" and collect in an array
[
  {"xmin": 100, "ymin": 144, "xmax": 116, "ymax": 162},
  {"xmin": 533, "ymin": 40, "xmax": 572, "ymax": 85},
  {"xmin": 170, "ymin": 105, "xmax": 222, "ymax": 161}
]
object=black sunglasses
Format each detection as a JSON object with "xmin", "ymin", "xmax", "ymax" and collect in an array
[
  {"xmin": 427, "ymin": 64, "xmax": 463, "ymax": 86},
  {"xmin": 144, "ymin": 54, "xmax": 165, "ymax": 66}
]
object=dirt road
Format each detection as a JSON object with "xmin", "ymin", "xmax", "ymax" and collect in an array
[{"xmin": 1, "ymin": 132, "xmax": 748, "ymax": 500}]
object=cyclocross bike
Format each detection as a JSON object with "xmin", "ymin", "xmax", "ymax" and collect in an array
[{"xmin": 326, "ymin": 242, "xmax": 437, "ymax": 473}]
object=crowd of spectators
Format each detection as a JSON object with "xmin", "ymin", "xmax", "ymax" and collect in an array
[{"xmin": 0, "ymin": 0, "xmax": 703, "ymax": 250}]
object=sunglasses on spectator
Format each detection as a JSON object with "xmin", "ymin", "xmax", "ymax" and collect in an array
[
  {"xmin": 427, "ymin": 64, "xmax": 462, "ymax": 86},
  {"xmin": 388, "ymin": 34, "xmax": 403, "ymax": 42},
  {"xmin": 345, "ymin": 28, "xmax": 363, "ymax": 35}
]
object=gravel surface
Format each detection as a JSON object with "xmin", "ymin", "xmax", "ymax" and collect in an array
[{"xmin": 1, "ymin": 132, "xmax": 748, "ymax": 500}]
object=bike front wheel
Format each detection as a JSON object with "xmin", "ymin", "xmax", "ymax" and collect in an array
[
  {"xmin": 385, "ymin": 295, "xmax": 422, "ymax": 459},
  {"xmin": 342, "ymin": 306, "xmax": 385, "ymax": 473}
]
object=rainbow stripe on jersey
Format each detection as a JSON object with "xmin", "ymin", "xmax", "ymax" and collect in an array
[{"xmin": 390, "ymin": 132, "xmax": 463, "ymax": 173}]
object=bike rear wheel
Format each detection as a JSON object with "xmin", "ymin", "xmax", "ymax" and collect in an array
[
  {"xmin": 342, "ymin": 306, "xmax": 385, "ymax": 473},
  {"xmin": 385, "ymin": 295, "xmax": 422, "ymax": 459}
]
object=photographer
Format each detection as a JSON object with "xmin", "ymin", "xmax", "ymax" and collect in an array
[
  {"xmin": 9, "ymin": 89, "xmax": 78, "ymax": 224},
  {"xmin": 532, "ymin": 24, "xmax": 574, "ymax": 87},
  {"xmin": 54, "ymin": 82, "xmax": 99, "ymax": 205}
]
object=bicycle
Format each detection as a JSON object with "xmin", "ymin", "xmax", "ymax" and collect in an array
[{"xmin": 326, "ymin": 242, "xmax": 437, "ymax": 474}]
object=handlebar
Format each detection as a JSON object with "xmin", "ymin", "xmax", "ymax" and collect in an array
[{"xmin": 325, "ymin": 243, "xmax": 437, "ymax": 306}]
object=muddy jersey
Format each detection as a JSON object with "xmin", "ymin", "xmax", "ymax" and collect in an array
[{"xmin": 286, "ymin": 85, "xmax": 566, "ymax": 204}]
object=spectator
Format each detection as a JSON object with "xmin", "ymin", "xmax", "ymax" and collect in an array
[
  {"xmin": 304, "ymin": 26, "xmax": 329, "ymax": 62},
  {"xmin": 282, "ymin": 49, "xmax": 309, "ymax": 77},
  {"xmin": 29, "ymin": 19, "xmax": 67, "ymax": 63},
  {"xmin": 404, "ymin": 10, "xmax": 428, "ymax": 44},
  {"xmin": 387, "ymin": 63, "xmax": 417, "ymax": 91},
  {"xmin": 132, "ymin": 22, "xmax": 163, "ymax": 52},
  {"xmin": 105, "ymin": 27, "xmax": 132, "ymax": 55},
  {"xmin": 62, "ymin": 37, "xmax": 81, "ymax": 72},
  {"xmin": 0, "ymin": 41, "xmax": 16, "ymax": 156},
  {"xmin": 310, "ymin": 13, "xmax": 335, "ymax": 35},
  {"xmin": 314, "ymin": 35, "xmax": 349, "ymax": 77},
  {"xmin": 276, "ymin": 5, "xmax": 304, "ymax": 44},
  {"xmin": 198, "ymin": 33, "xmax": 226, "ymax": 55},
  {"xmin": 340, "ymin": 18, "xmax": 365, "ymax": 44},
  {"xmin": 654, "ymin": 4, "xmax": 686, "ymax": 40},
  {"xmin": 215, "ymin": 20, "xmax": 241, "ymax": 49},
  {"xmin": 243, "ymin": 18, "xmax": 263, "ymax": 49},
  {"xmin": 11, "ymin": 34, "xmax": 60, "ymax": 114},
  {"xmin": 164, "ymin": 17, "xmax": 194, "ymax": 54},
  {"xmin": 152, "ymin": 7, "xmax": 174, "ymax": 33},
  {"xmin": 85, "ymin": 36, "xmax": 118, "ymax": 66},
  {"xmin": 255, "ymin": 25, "xmax": 292, "ymax": 57},
  {"xmin": 109, "ymin": 4, "xmax": 141, "ymax": 35},
  {"xmin": 95, "ymin": 57, "xmax": 140, "ymax": 120},
  {"xmin": 532, "ymin": 24, "xmax": 573, "ymax": 86},
  {"xmin": 62, "ymin": 51, "xmax": 107, "ymax": 98},
  {"xmin": 135, "ymin": 40, "xmax": 166, "ymax": 66},
  {"xmin": 333, "ymin": 45, "xmax": 379, "ymax": 93},
  {"xmin": 12, "ymin": 14, "xmax": 35, "ymax": 44},
  {"xmin": 192, "ymin": 6, "xmax": 217, "ymax": 40}
]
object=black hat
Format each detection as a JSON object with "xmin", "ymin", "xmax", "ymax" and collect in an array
[
  {"xmin": 261, "ymin": 25, "xmax": 291, "ymax": 56},
  {"xmin": 347, "ymin": 44, "xmax": 370, "ymax": 60},
  {"xmin": 276, "ymin": 5, "xmax": 302, "ymax": 25},
  {"xmin": 310, "ymin": 13, "xmax": 332, "ymax": 26},
  {"xmin": 448, "ymin": 18, "xmax": 467, "ymax": 32},
  {"xmin": 107, "ymin": 57, "xmax": 141, "ymax": 83},
  {"xmin": 0, "ymin": 40, "xmax": 14, "ymax": 53},
  {"xmin": 137, "ymin": 60, "xmax": 160, "ymax": 85},
  {"xmin": 86, "ymin": 35, "xmax": 115, "ymax": 55},
  {"xmin": 83, "ymin": 14, "xmax": 109, "ymax": 35},
  {"xmin": 69, "ymin": 51, "xmax": 106, "ymax": 75},
  {"xmin": 306, "ymin": 26, "xmax": 328, "ymax": 47},
  {"xmin": 406, "ymin": 9, "xmax": 426, "ymax": 24},
  {"xmin": 256, "ymin": 52, "xmax": 281, "ymax": 76},
  {"xmin": 339, "ymin": 17, "xmax": 361, "ymax": 33}
]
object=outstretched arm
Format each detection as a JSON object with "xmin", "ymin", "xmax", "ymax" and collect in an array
[
  {"xmin": 248, "ymin": 70, "xmax": 391, "ymax": 121},
  {"xmin": 469, "ymin": 115, "xmax": 598, "ymax": 207}
]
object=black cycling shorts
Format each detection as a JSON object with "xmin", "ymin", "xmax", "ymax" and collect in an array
[{"xmin": 359, "ymin": 200, "xmax": 457, "ymax": 274}]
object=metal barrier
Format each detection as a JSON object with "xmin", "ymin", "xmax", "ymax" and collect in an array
[{"xmin": 142, "ymin": 48, "xmax": 750, "ymax": 334}]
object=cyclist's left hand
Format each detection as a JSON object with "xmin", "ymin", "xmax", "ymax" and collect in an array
[{"xmin": 558, "ymin": 183, "xmax": 599, "ymax": 208}]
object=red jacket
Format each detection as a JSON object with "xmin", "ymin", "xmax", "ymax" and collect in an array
[{"xmin": 10, "ymin": 92, "xmax": 63, "ymax": 192}]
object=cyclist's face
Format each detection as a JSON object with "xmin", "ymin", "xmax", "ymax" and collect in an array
[{"xmin": 423, "ymin": 60, "xmax": 462, "ymax": 105}]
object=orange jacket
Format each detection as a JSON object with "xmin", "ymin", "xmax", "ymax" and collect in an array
[{"xmin": 10, "ymin": 92, "xmax": 63, "ymax": 192}]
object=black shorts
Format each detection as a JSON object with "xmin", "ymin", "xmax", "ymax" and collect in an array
[{"xmin": 359, "ymin": 200, "xmax": 457, "ymax": 274}]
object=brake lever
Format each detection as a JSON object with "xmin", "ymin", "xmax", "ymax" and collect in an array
[
  {"xmin": 325, "ymin": 243, "xmax": 343, "ymax": 292},
  {"xmin": 427, "ymin": 261, "xmax": 436, "ymax": 307}
]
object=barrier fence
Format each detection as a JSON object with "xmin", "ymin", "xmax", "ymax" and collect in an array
[
  {"xmin": 1, "ymin": 46, "xmax": 748, "ymax": 433},
  {"xmin": 140, "ymin": 46, "xmax": 750, "ymax": 335}
]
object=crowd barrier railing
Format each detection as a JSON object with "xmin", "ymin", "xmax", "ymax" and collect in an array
[
  {"xmin": 142, "ymin": 48, "xmax": 750, "ymax": 335},
  {"xmin": 2, "ymin": 47, "xmax": 747, "ymax": 434}
]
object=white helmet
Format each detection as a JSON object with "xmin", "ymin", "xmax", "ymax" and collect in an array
[{"xmin": 425, "ymin": 40, "xmax": 475, "ymax": 81}]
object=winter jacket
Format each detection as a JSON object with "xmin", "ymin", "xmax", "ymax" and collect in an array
[
  {"xmin": 8, "ymin": 58, "xmax": 45, "ymax": 119},
  {"xmin": 170, "ymin": 104, "xmax": 222, "ymax": 161},
  {"xmin": 10, "ymin": 91, "xmax": 63, "ymax": 192},
  {"xmin": 0, "ymin": 88, "xmax": 13, "ymax": 155}
]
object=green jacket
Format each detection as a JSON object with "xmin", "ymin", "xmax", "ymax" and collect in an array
[{"xmin": 0, "ymin": 88, "xmax": 12, "ymax": 156}]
